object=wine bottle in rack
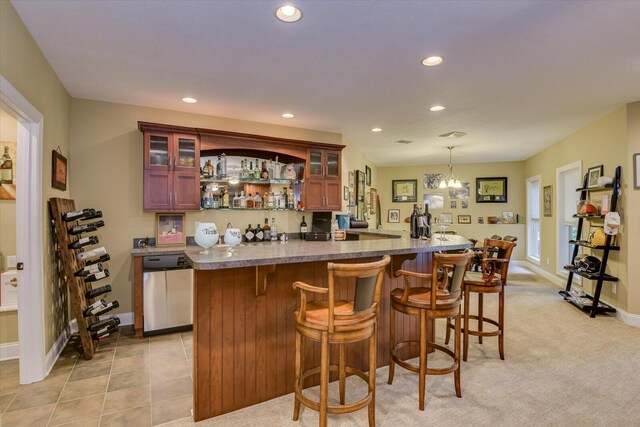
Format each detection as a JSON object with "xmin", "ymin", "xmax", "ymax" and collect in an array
[
  {"xmin": 77, "ymin": 246, "xmax": 107, "ymax": 261},
  {"xmin": 85, "ymin": 284, "xmax": 112, "ymax": 299},
  {"xmin": 92, "ymin": 325, "xmax": 119, "ymax": 340},
  {"xmin": 82, "ymin": 210, "xmax": 103, "ymax": 221},
  {"xmin": 74, "ymin": 263, "xmax": 103, "ymax": 277},
  {"xmin": 84, "ymin": 253, "xmax": 110, "ymax": 266},
  {"xmin": 83, "ymin": 299, "xmax": 107, "ymax": 317},
  {"xmin": 93, "ymin": 300, "xmax": 119, "ymax": 317},
  {"xmin": 84, "ymin": 269, "xmax": 110, "ymax": 283},
  {"xmin": 69, "ymin": 236, "xmax": 99, "ymax": 250},
  {"xmin": 68, "ymin": 220, "xmax": 105, "ymax": 235},
  {"xmin": 62, "ymin": 208, "xmax": 96, "ymax": 222},
  {"xmin": 87, "ymin": 316, "xmax": 120, "ymax": 333}
]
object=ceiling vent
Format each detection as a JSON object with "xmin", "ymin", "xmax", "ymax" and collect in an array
[
  {"xmin": 439, "ymin": 131, "xmax": 467, "ymax": 138},
  {"xmin": 396, "ymin": 140, "xmax": 413, "ymax": 144}
]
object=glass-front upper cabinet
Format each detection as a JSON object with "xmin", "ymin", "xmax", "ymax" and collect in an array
[
  {"xmin": 307, "ymin": 148, "xmax": 341, "ymax": 178},
  {"xmin": 174, "ymin": 134, "xmax": 199, "ymax": 171},
  {"xmin": 308, "ymin": 149, "xmax": 323, "ymax": 177},
  {"xmin": 325, "ymin": 151, "xmax": 340, "ymax": 178},
  {"xmin": 144, "ymin": 132, "xmax": 199, "ymax": 171},
  {"xmin": 145, "ymin": 133, "xmax": 171, "ymax": 169}
]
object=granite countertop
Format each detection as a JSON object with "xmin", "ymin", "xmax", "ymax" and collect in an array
[
  {"xmin": 185, "ymin": 233, "xmax": 472, "ymax": 270},
  {"xmin": 345, "ymin": 229, "xmax": 404, "ymax": 238},
  {"xmin": 131, "ymin": 245, "xmax": 200, "ymax": 257}
]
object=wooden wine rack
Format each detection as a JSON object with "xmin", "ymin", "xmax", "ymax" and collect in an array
[{"xmin": 50, "ymin": 198, "xmax": 99, "ymax": 359}]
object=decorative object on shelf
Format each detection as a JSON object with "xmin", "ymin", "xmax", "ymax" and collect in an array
[
  {"xmin": 487, "ymin": 216, "xmax": 501, "ymax": 224},
  {"xmin": 392, "ymin": 179, "xmax": 417, "ymax": 202},
  {"xmin": 450, "ymin": 200, "xmax": 457, "ymax": 209},
  {"xmin": 343, "ymin": 186, "xmax": 349, "ymax": 200},
  {"xmin": 369, "ymin": 188, "xmax": 377, "ymax": 214},
  {"xmin": 156, "ymin": 213, "xmax": 186, "ymax": 246},
  {"xmin": 476, "ymin": 177, "xmax": 507, "ymax": 203},
  {"xmin": 194, "ymin": 222, "xmax": 218, "ymax": 255},
  {"xmin": 462, "ymin": 200, "xmax": 468, "ymax": 209},
  {"xmin": 587, "ymin": 165, "xmax": 604, "ymax": 188},
  {"xmin": 423, "ymin": 193, "xmax": 444, "ymax": 210},
  {"xmin": 458, "ymin": 214, "xmax": 471, "ymax": 224},
  {"xmin": 51, "ymin": 147, "xmax": 67, "ymax": 191},
  {"xmin": 282, "ymin": 163, "xmax": 297, "ymax": 180},
  {"xmin": 501, "ymin": 211, "xmax": 515, "ymax": 224},
  {"xmin": 423, "ymin": 173, "xmax": 443, "ymax": 189},
  {"xmin": 349, "ymin": 170, "xmax": 355, "ymax": 188},
  {"xmin": 477, "ymin": 216, "xmax": 484, "ymax": 224},
  {"xmin": 449, "ymin": 182, "xmax": 470, "ymax": 199},
  {"xmin": 543, "ymin": 185, "xmax": 553, "ymax": 217},
  {"xmin": 634, "ymin": 153, "xmax": 640, "ymax": 189},
  {"xmin": 604, "ymin": 212, "xmax": 620, "ymax": 236},
  {"xmin": 388, "ymin": 209, "xmax": 400, "ymax": 223},
  {"xmin": 365, "ymin": 165, "xmax": 371, "ymax": 186},
  {"xmin": 438, "ymin": 146, "xmax": 462, "ymax": 189}
]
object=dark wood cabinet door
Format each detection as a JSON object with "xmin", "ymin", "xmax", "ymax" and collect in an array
[
  {"xmin": 173, "ymin": 134, "xmax": 200, "ymax": 172},
  {"xmin": 144, "ymin": 132, "xmax": 172, "ymax": 170},
  {"xmin": 143, "ymin": 169, "xmax": 172, "ymax": 210},
  {"xmin": 303, "ymin": 179, "xmax": 325, "ymax": 211},
  {"xmin": 173, "ymin": 171, "xmax": 201, "ymax": 211},
  {"xmin": 324, "ymin": 179, "xmax": 342, "ymax": 211}
]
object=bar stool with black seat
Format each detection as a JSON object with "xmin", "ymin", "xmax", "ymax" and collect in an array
[
  {"xmin": 387, "ymin": 251, "xmax": 472, "ymax": 410},
  {"xmin": 292, "ymin": 255, "xmax": 390, "ymax": 427},
  {"xmin": 447, "ymin": 238, "xmax": 516, "ymax": 361}
]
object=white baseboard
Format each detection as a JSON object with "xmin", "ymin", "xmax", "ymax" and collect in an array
[
  {"xmin": 45, "ymin": 322, "xmax": 73, "ymax": 375},
  {"xmin": 0, "ymin": 342, "xmax": 19, "ymax": 361},
  {"xmin": 615, "ymin": 308, "xmax": 640, "ymax": 328}
]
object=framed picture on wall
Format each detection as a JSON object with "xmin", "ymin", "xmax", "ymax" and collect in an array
[
  {"xmin": 544, "ymin": 185, "xmax": 553, "ymax": 216},
  {"xmin": 365, "ymin": 165, "xmax": 372, "ymax": 186},
  {"xmin": 51, "ymin": 149, "xmax": 67, "ymax": 191},
  {"xmin": 476, "ymin": 177, "xmax": 507, "ymax": 203},
  {"xmin": 392, "ymin": 179, "xmax": 417, "ymax": 202},
  {"xmin": 343, "ymin": 186, "xmax": 349, "ymax": 200},
  {"xmin": 587, "ymin": 165, "xmax": 604, "ymax": 188},
  {"xmin": 388, "ymin": 209, "xmax": 400, "ymax": 223},
  {"xmin": 458, "ymin": 215, "xmax": 471, "ymax": 224},
  {"xmin": 156, "ymin": 213, "xmax": 186, "ymax": 246},
  {"xmin": 635, "ymin": 153, "xmax": 640, "ymax": 189}
]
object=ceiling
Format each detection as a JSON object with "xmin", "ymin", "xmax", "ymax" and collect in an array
[{"xmin": 11, "ymin": 0, "xmax": 640, "ymax": 166}]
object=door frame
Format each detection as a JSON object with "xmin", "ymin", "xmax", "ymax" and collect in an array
[
  {"xmin": 1, "ymin": 75, "xmax": 46, "ymax": 383},
  {"xmin": 555, "ymin": 160, "xmax": 582, "ymax": 281}
]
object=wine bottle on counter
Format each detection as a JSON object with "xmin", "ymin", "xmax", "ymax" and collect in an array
[
  {"xmin": 74, "ymin": 262, "xmax": 103, "ymax": 277},
  {"xmin": 262, "ymin": 218, "xmax": 271, "ymax": 241},
  {"xmin": 85, "ymin": 284, "xmax": 112, "ymax": 299},
  {"xmin": 77, "ymin": 246, "xmax": 107, "ymax": 261},
  {"xmin": 255, "ymin": 223, "xmax": 264, "ymax": 242},
  {"xmin": 300, "ymin": 216, "xmax": 308, "ymax": 240},
  {"xmin": 93, "ymin": 300, "xmax": 119, "ymax": 317},
  {"xmin": 92, "ymin": 324, "xmax": 119, "ymax": 340},
  {"xmin": 84, "ymin": 269, "xmax": 110, "ymax": 283},
  {"xmin": 83, "ymin": 299, "xmax": 107, "ymax": 317},
  {"xmin": 68, "ymin": 220, "xmax": 105, "ymax": 235},
  {"xmin": 68, "ymin": 236, "xmax": 99, "ymax": 250},
  {"xmin": 244, "ymin": 224, "xmax": 255, "ymax": 243},
  {"xmin": 87, "ymin": 316, "xmax": 120, "ymax": 333},
  {"xmin": 84, "ymin": 253, "xmax": 111, "ymax": 266},
  {"xmin": 62, "ymin": 208, "xmax": 95, "ymax": 222},
  {"xmin": 410, "ymin": 204, "xmax": 419, "ymax": 239}
]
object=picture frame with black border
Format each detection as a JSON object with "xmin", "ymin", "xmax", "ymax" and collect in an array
[
  {"xmin": 587, "ymin": 165, "xmax": 604, "ymax": 188},
  {"xmin": 392, "ymin": 179, "xmax": 417, "ymax": 202},
  {"xmin": 476, "ymin": 177, "xmax": 507, "ymax": 203},
  {"xmin": 52, "ymin": 149, "xmax": 67, "ymax": 191},
  {"xmin": 388, "ymin": 209, "xmax": 400, "ymax": 223},
  {"xmin": 458, "ymin": 215, "xmax": 471, "ymax": 224},
  {"xmin": 365, "ymin": 165, "xmax": 371, "ymax": 186}
]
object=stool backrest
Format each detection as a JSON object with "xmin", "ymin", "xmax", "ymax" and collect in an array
[
  {"xmin": 432, "ymin": 251, "xmax": 473, "ymax": 305},
  {"xmin": 483, "ymin": 238, "xmax": 516, "ymax": 284},
  {"xmin": 502, "ymin": 235, "xmax": 518, "ymax": 242},
  {"xmin": 327, "ymin": 255, "xmax": 390, "ymax": 332}
]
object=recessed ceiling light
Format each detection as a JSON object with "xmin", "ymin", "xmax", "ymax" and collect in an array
[
  {"xmin": 396, "ymin": 140, "xmax": 413, "ymax": 144},
  {"xmin": 181, "ymin": 97, "xmax": 197, "ymax": 104},
  {"xmin": 282, "ymin": 113, "xmax": 295, "ymax": 118},
  {"xmin": 276, "ymin": 4, "xmax": 302, "ymax": 22},
  {"xmin": 371, "ymin": 128, "xmax": 382, "ymax": 132},
  {"xmin": 439, "ymin": 131, "xmax": 467, "ymax": 138},
  {"xmin": 422, "ymin": 56, "xmax": 443, "ymax": 67},
  {"xmin": 429, "ymin": 105, "xmax": 446, "ymax": 112}
]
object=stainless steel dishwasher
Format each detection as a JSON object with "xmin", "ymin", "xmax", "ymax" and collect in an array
[{"xmin": 143, "ymin": 254, "xmax": 193, "ymax": 336}]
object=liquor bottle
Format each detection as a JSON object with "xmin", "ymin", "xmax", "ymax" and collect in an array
[
  {"xmin": 68, "ymin": 220, "xmax": 105, "ymax": 235},
  {"xmin": 261, "ymin": 161, "xmax": 269, "ymax": 180},
  {"xmin": 246, "ymin": 193, "xmax": 255, "ymax": 209},
  {"xmin": 76, "ymin": 246, "xmax": 108, "ymax": 261},
  {"xmin": 300, "ymin": 216, "xmax": 308, "ymax": 239},
  {"xmin": 254, "ymin": 158, "xmax": 261, "ymax": 179},
  {"xmin": 1, "ymin": 146, "xmax": 13, "ymax": 184},
  {"xmin": 92, "ymin": 300, "xmax": 119, "ymax": 317},
  {"xmin": 92, "ymin": 324, "xmax": 119, "ymax": 340},
  {"xmin": 249, "ymin": 161, "xmax": 254, "ymax": 178},
  {"xmin": 84, "ymin": 253, "xmax": 110, "ymax": 266},
  {"xmin": 83, "ymin": 299, "xmax": 107, "ymax": 317},
  {"xmin": 85, "ymin": 284, "xmax": 111, "ymax": 299},
  {"xmin": 62, "ymin": 208, "xmax": 96, "ymax": 222},
  {"xmin": 280, "ymin": 188, "xmax": 288, "ymax": 209},
  {"xmin": 245, "ymin": 224, "xmax": 255, "ymax": 243},
  {"xmin": 267, "ymin": 191, "xmax": 274, "ymax": 210},
  {"xmin": 410, "ymin": 204, "xmax": 419, "ymax": 239},
  {"xmin": 239, "ymin": 191, "xmax": 247, "ymax": 209},
  {"xmin": 217, "ymin": 153, "xmax": 227, "ymax": 177},
  {"xmin": 254, "ymin": 192, "xmax": 263, "ymax": 209},
  {"xmin": 68, "ymin": 236, "xmax": 99, "ymax": 250},
  {"xmin": 262, "ymin": 218, "xmax": 271, "ymax": 241},
  {"xmin": 87, "ymin": 316, "xmax": 120, "ymax": 333},
  {"xmin": 255, "ymin": 223, "xmax": 264, "ymax": 242},
  {"xmin": 74, "ymin": 262, "xmax": 103, "ymax": 277},
  {"xmin": 84, "ymin": 269, "xmax": 110, "ymax": 283},
  {"xmin": 288, "ymin": 190, "xmax": 295, "ymax": 210},
  {"xmin": 270, "ymin": 218, "xmax": 278, "ymax": 240},
  {"xmin": 232, "ymin": 192, "xmax": 240, "ymax": 209},
  {"xmin": 222, "ymin": 188, "xmax": 229, "ymax": 208}
]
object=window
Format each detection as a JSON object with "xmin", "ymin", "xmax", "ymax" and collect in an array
[
  {"xmin": 526, "ymin": 175, "xmax": 541, "ymax": 263},
  {"xmin": 556, "ymin": 161, "xmax": 582, "ymax": 278}
]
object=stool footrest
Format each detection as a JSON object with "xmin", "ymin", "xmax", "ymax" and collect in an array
[{"xmin": 390, "ymin": 340, "xmax": 458, "ymax": 376}]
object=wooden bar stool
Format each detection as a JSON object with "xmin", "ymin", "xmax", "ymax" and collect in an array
[
  {"xmin": 387, "ymin": 251, "xmax": 472, "ymax": 410},
  {"xmin": 292, "ymin": 255, "xmax": 390, "ymax": 427},
  {"xmin": 446, "ymin": 238, "xmax": 516, "ymax": 361}
]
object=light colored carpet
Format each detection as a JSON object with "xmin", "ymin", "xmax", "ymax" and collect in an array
[{"xmin": 162, "ymin": 271, "xmax": 640, "ymax": 427}]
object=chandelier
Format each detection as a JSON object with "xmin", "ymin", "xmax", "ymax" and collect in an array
[{"xmin": 439, "ymin": 146, "xmax": 462, "ymax": 189}]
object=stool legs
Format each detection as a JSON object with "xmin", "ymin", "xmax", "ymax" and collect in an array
[
  {"xmin": 387, "ymin": 308, "xmax": 396, "ymax": 385},
  {"xmin": 368, "ymin": 323, "xmax": 377, "ymax": 427},
  {"xmin": 419, "ymin": 310, "xmax": 427, "ymax": 411},
  {"xmin": 339, "ymin": 343, "xmax": 346, "ymax": 405},
  {"xmin": 499, "ymin": 289, "xmax": 505, "ymax": 360},
  {"xmin": 463, "ymin": 286, "xmax": 470, "ymax": 362},
  {"xmin": 445, "ymin": 317, "xmax": 452, "ymax": 345},
  {"xmin": 319, "ymin": 332, "xmax": 329, "ymax": 427},
  {"xmin": 293, "ymin": 331, "xmax": 302, "ymax": 421},
  {"xmin": 478, "ymin": 294, "xmax": 484, "ymax": 344},
  {"xmin": 454, "ymin": 312, "xmax": 461, "ymax": 398}
]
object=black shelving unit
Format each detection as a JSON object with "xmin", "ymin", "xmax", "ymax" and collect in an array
[{"xmin": 559, "ymin": 166, "xmax": 621, "ymax": 317}]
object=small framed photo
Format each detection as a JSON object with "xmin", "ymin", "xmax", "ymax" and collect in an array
[
  {"xmin": 156, "ymin": 213, "xmax": 186, "ymax": 246},
  {"xmin": 388, "ymin": 209, "xmax": 400, "ymax": 223},
  {"xmin": 343, "ymin": 186, "xmax": 349, "ymax": 201},
  {"xmin": 501, "ymin": 211, "xmax": 515, "ymax": 224},
  {"xmin": 458, "ymin": 215, "xmax": 471, "ymax": 224},
  {"xmin": 635, "ymin": 153, "xmax": 640, "ymax": 189},
  {"xmin": 587, "ymin": 165, "xmax": 604, "ymax": 188},
  {"xmin": 477, "ymin": 216, "xmax": 485, "ymax": 224},
  {"xmin": 462, "ymin": 200, "xmax": 469, "ymax": 209},
  {"xmin": 52, "ymin": 149, "xmax": 68, "ymax": 191},
  {"xmin": 450, "ymin": 200, "xmax": 457, "ymax": 209},
  {"xmin": 365, "ymin": 165, "xmax": 372, "ymax": 186},
  {"xmin": 392, "ymin": 179, "xmax": 417, "ymax": 202},
  {"xmin": 543, "ymin": 185, "xmax": 553, "ymax": 217},
  {"xmin": 349, "ymin": 171, "xmax": 355, "ymax": 188},
  {"xmin": 476, "ymin": 177, "xmax": 508, "ymax": 203}
]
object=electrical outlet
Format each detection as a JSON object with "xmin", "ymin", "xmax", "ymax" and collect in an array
[
  {"xmin": 546, "ymin": 257, "xmax": 550, "ymax": 265},
  {"xmin": 7, "ymin": 255, "xmax": 17, "ymax": 269},
  {"xmin": 611, "ymin": 283, "xmax": 617, "ymax": 294}
]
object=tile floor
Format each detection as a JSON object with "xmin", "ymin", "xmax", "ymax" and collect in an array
[{"xmin": 0, "ymin": 326, "xmax": 194, "ymax": 427}]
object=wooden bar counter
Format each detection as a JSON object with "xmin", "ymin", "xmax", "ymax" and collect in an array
[{"xmin": 185, "ymin": 232, "xmax": 471, "ymax": 422}]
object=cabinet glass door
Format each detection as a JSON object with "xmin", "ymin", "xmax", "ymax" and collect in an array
[
  {"xmin": 308, "ymin": 150, "xmax": 323, "ymax": 176},
  {"xmin": 326, "ymin": 152, "xmax": 340, "ymax": 177},
  {"xmin": 176, "ymin": 137, "xmax": 197, "ymax": 168},
  {"xmin": 149, "ymin": 135, "xmax": 169, "ymax": 167}
]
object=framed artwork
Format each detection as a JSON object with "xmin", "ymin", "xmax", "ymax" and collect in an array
[
  {"xmin": 634, "ymin": 153, "xmax": 640, "ymax": 189},
  {"xmin": 501, "ymin": 211, "xmax": 515, "ymax": 224},
  {"xmin": 458, "ymin": 215, "xmax": 471, "ymax": 224},
  {"xmin": 449, "ymin": 182, "xmax": 470, "ymax": 199},
  {"xmin": 0, "ymin": 141, "xmax": 16, "ymax": 200},
  {"xmin": 423, "ymin": 173, "xmax": 443, "ymax": 189},
  {"xmin": 488, "ymin": 216, "xmax": 501, "ymax": 224},
  {"xmin": 365, "ymin": 165, "xmax": 372, "ymax": 186},
  {"xmin": 476, "ymin": 177, "xmax": 508, "ymax": 203},
  {"xmin": 477, "ymin": 216, "xmax": 485, "ymax": 224},
  {"xmin": 343, "ymin": 186, "xmax": 349, "ymax": 201},
  {"xmin": 369, "ymin": 188, "xmax": 377, "ymax": 214},
  {"xmin": 349, "ymin": 170, "xmax": 355, "ymax": 188},
  {"xmin": 462, "ymin": 200, "xmax": 468, "ymax": 209},
  {"xmin": 156, "ymin": 213, "xmax": 186, "ymax": 246},
  {"xmin": 392, "ymin": 179, "xmax": 417, "ymax": 202},
  {"xmin": 51, "ymin": 149, "xmax": 67, "ymax": 191},
  {"xmin": 450, "ymin": 200, "xmax": 457, "ymax": 209},
  {"xmin": 388, "ymin": 209, "xmax": 400, "ymax": 223},
  {"xmin": 423, "ymin": 193, "xmax": 444, "ymax": 210},
  {"xmin": 587, "ymin": 165, "xmax": 604, "ymax": 188},
  {"xmin": 544, "ymin": 185, "xmax": 553, "ymax": 217}
]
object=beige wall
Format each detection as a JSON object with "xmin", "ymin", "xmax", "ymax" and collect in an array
[
  {"xmin": 626, "ymin": 102, "xmax": 640, "ymax": 314},
  {"xmin": 524, "ymin": 106, "xmax": 629, "ymax": 311},
  {"xmin": 377, "ymin": 161, "xmax": 526, "ymax": 260},
  {"xmin": 1, "ymin": 0, "xmax": 72, "ymax": 352},
  {"xmin": 69, "ymin": 99, "xmax": 375, "ymax": 316}
]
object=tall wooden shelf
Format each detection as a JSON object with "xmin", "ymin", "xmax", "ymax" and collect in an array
[{"xmin": 559, "ymin": 166, "xmax": 621, "ymax": 318}]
